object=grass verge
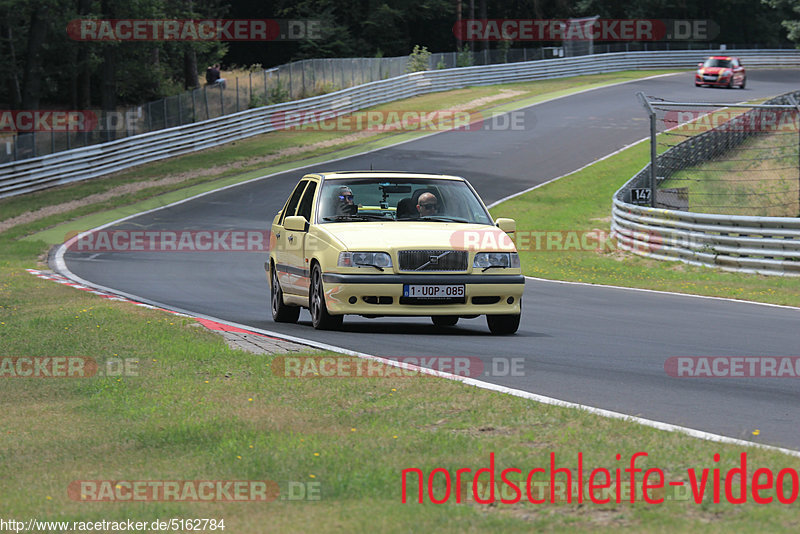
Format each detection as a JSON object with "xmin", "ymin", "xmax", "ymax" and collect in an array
[
  {"xmin": 3, "ymin": 70, "xmax": 800, "ymax": 532},
  {"xmin": 660, "ymin": 130, "xmax": 799, "ymax": 217}
]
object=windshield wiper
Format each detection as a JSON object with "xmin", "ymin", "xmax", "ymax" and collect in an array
[
  {"xmin": 417, "ymin": 216, "xmax": 470, "ymax": 223},
  {"xmin": 322, "ymin": 214, "xmax": 390, "ymax": 222}
]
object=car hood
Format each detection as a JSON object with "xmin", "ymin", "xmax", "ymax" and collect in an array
[
  {"xmin": 320, "ymin": 222, "xmax": 517, "ymax": 252},
  {"xmin": 700, "ymin": 67, "xmax": 727, "ymax": 74}
]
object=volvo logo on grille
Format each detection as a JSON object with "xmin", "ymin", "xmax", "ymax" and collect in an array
[{"xmin": 429, "ymin": 256, "xmax": 439, "ymax": 264}]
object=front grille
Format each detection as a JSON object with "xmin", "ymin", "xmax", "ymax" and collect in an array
[{"xmin": 398, "ymin": 250, "xmax": 468, "ymax": 271}]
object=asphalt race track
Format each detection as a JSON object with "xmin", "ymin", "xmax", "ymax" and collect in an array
[{"xmin": 59, "ymin": 70, "xmax": 800, "ymax": 450}]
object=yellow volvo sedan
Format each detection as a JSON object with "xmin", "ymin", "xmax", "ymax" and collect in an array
[{"xmin": 266, "ymin": 171, "xmax": 525, "ymax": 334}]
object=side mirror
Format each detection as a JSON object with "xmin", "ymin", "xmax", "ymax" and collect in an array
[
  {"xmin": 495, "ymin": 218, "xmax": 516, "ymax": 234},
  {"xmin": 284, "ymin": 215, "xmax": 308, "ymax": 232},
  {"xmin": 697, "ymin": 62, "xmax": 703, "ymax": 67}
]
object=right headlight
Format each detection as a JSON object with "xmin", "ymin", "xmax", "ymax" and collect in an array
[
  {"xmin": 473, "ymin": 252, "xmax": 520, "ymax": 269},
  {"xmin": 338, "ymin": 251, "xmax": 393, "ymax": 268}
]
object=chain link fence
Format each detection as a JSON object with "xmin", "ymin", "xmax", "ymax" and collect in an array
[
  {"xmin": 1, "ymin": 42, "xmax": 795, "ymax": 165},
  {"xmin": 633, "ymin": 91, "xmax": 800, "ymax": 217}
]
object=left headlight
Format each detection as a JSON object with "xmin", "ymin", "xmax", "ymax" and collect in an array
[
  {"xmin": 473, "ymin": 252, "xmax": 520, "ymax": 269},
  {"xmin": 338, "ymin": 251, "xmax": 393, "ymax": 268}
]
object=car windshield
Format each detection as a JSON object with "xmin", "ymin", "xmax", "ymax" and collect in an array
[
  {"xmin": 318, "ymin": 177, "xmax": 493, "ymax": 224},
  {"xmin": 703, "ymin": 59, "xmax": 732, "ymax": 68}
]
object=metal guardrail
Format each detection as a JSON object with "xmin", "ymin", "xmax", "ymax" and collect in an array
[
  {"xmin": 612, "ymin": 200, "xmax": 800, "ymax": 275},
  {"xmin": 612, "ymin": 89, "xmax": 800, "ymax": 276},
  {"xmin": 3, "ymin": 49, "xmax": 800, "ymax": 199}
]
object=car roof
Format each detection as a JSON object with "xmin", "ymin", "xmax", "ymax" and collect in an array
[
  {"xmin": 707, "ymin": 56, "xmax": 737, "ymax": 60},
  {"xmin": 304, "ymin": 171, "xmax": 466, "ymax": 183}
]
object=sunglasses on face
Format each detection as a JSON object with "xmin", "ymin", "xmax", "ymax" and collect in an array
[{"xmin": 339, "ymin": 194, "xmax": 354, "ymax": 201}]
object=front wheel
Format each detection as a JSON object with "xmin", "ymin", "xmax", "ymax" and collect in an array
[
  {"xmin": 309, "ymin": 264, "xmax": 343, "ymax": 330},
  {"xmin": 486, "ymin": 313, "xmax": 520, "ymax": 335},
  {"xmin": 271, "ymin": 265, "xmax": 300, "ymax": 323},
  {"xmin": 739, "ymin": 77, "xmax": 746, "ymax": 89}
]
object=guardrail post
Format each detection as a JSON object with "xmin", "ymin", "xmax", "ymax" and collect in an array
[
  {"xmin": 301, "ymin": 59, "xmax": 306, "ymax": 97},
  {"xmin": 289, "ymin": 62, "xmax": 294, "ymax": 98},
  {"xmin": 637, "ymin": 91, "xmax": 657, "ymax": 207},
  {"xmin": 220, "ymin": 84, "xmax": 225, "ymax": 115},
  {"xmin": 235, "ymin": 77, "xmax": 240, "ymax": 112}
]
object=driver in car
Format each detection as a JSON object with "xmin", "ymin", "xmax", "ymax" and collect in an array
[{"xmin": 416, "ymin": 192, "xmax": 439, "ymax": 216}]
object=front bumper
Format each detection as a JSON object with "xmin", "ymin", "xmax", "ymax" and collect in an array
[
  {"xmin": 696, "ymin": 75, "xmax": 731, "ymax": 86},
  {"xmin": 320, "ymin": 272, "xmax": 525, "ymax": 316}
]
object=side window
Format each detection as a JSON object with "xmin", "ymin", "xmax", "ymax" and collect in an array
[
  {"xmin": 279, "ymin": 181, "xmax": 308, "ymax": 225},
  {"xmin": 297, "ymin": 182, "xmax": 318, "ymax": 222}
]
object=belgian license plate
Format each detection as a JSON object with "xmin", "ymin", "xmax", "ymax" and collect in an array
[{"xmin": 403, "ymin": 284, "xmax": 465, "ymax": 298}]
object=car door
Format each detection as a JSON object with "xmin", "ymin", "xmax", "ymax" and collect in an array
[
  {"xmin": 732, "ymin": 58, "xmax": 744, "ymax": 84},
  {"xmin": 273, "ymin": 180, "xmax": 308, "ymax": 294},
  {"xmin": 284, "ymin": 180, "xmax": 318, "ymax": 296}
]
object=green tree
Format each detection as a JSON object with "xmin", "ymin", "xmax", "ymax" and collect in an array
[{"xmin": 763, "ymin": 0, "xmax": 800, "ymax": 44}]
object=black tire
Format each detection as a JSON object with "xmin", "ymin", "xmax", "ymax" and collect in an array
[
  {"xmin": 309, "ymin": 263, "xmax": 343, "ymax": 330},
  {"xmin": 727, "ymin": 78, "xmax": 733, "ymax": 89},
  {"xmin": 431, "ymin": 315, "xmax": 459, "ymax": 327},
  {"xmin": 486, "ymin": 313, "xmax": 520, "ymax": 335},
  {"xmin": 271, "ymin": 264, "xmax": 300, "ymax": 323},
  {"xmin": 740, "ymin": 77, "xmax": 746, "ymax": 89}
]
